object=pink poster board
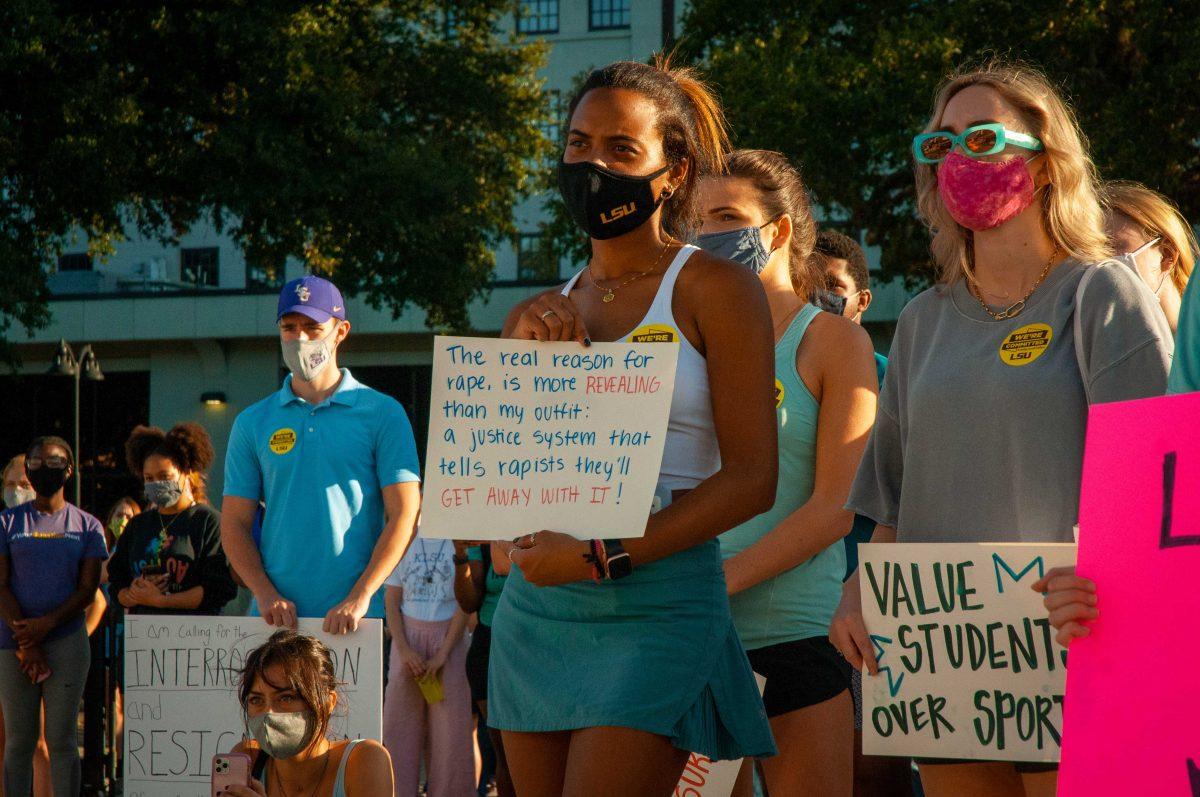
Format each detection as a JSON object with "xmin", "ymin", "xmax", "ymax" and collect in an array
[{"xmin": 1059, "ymin": 392, "xmax": 1200, "ymax": 796}]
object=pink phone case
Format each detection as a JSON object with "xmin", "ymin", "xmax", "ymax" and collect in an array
[{"xmin": 211, "ymin": 753, "xmax": 252, "ymax": 795}]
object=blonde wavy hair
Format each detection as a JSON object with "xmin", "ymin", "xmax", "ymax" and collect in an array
[
  {"xmin": 915, "ymin": 60, "xmax": 1111, "ymax": 285},
  {"xmin": 1101, "ymin": 180, "xmax": 1196, "ymax": 296}
]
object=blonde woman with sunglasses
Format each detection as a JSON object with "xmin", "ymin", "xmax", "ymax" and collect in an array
[{"xmin": 830, "ymin": 60, "xmax": 1172, "ymax": 797}]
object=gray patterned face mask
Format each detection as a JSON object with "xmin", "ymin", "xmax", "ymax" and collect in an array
[
  {"xmin": 281, "ymin": 327, "xmax": 336, "ymax": 382},
  {"xmin": 247, "ymin": 711, "xmax": 316, "ymax": 760},
  {"xmin": 696, "ymin": 223, "xmax": 775, "ymax": 273},
  {"xmin": 144, "ymin": 479, "xmax": 184, "ymax": 509}
]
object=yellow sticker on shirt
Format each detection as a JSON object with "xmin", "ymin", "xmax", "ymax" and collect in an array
[
  {"xmin": 268, "ymin": 428, "xmax": 297, "ymax": 455},
  {"xmin": 628, "ymin": 325, "xmax": 678, "ymax": 344},
  {"xmin": 775, "ymin": 379, "xmax": 785, "ymax": 408},
  {"xmin": 999, "ymin": 323, "xmax": 1053, "ymax": 366}
]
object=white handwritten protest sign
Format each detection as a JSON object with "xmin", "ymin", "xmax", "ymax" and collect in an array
[
  {"xmin": 859, "ymin": 543, "xmax": 1075, "ymax": 762},
  {"xmin": 421, "ymin": 335, "xmax": 678, "ymax": 540},
  {"xmin": 123, "ymin": 616, "xmax": 382, "ymax": 797}
]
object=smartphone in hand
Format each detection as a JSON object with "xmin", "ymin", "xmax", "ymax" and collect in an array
[{"xmin": 211, "ymin": 753, "xmax": 252, "ymax": 796}]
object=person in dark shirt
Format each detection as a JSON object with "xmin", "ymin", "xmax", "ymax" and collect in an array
[{"xmin": 108, "ymin": 423, "xmax": 235, "ymax": 615}]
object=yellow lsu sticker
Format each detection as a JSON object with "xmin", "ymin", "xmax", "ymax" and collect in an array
[
  {"xmin": 999, "ymin": 323, "xmax": 1053, "ymax": 366},
  {"xmin": 775, "ymin": 379, "xmax": 785, "ymax": 408},
  {"xmin": 268, "ymin": 428, "xmax": 297, "ymax": 455},
  {"xmin": 628, "ymin": 325, "xmax": 678, "ymax": 344}
]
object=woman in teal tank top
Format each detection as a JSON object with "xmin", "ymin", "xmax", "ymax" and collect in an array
[
  {"xmin": 696, "ymin": 151, "xmax": 880, "ymax": 797},
  {"xmin": 488, "ymin": 60, "xmax": 779, "ymax": 796}
]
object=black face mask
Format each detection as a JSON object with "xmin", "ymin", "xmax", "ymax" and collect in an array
[
  {"xmin": 557, "ymin": 160, "xmax": 672, "ymax": 240},
  {"xmin": 27, "ymin": 466, "xmax": 68, "ymax": 498}
]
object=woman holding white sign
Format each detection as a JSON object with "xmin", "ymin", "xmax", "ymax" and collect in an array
[
  {"xmin": 694, "ymin": 150, "xmax": 879, "ymax": 797},
  {"xmin": 490, "ymin": 56, "xmax": 779, "ymax": 795},
  {"xmin": 227, "ymin": 630, "xmax": 394, "ymax": 797},
  {"xmin": 830, "ymin": 60, "xmax": 1173, "ymax": 797}
]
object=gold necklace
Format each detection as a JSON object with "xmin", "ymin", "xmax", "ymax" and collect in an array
[
  {"xmin": 588, "ymin": 240, "xmax": 675, "ymax": 303},
  {"xmin": 970, "ymin": 248, "xmax": 1059, "ymax": 321}
]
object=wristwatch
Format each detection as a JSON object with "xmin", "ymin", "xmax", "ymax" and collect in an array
[
  {"xmin": 602, "ymin": 539, "xmax": 633, "ymax": 580},
  {"xmin": 452, "ymin": 554, "xmax": 470, "ymax": 566}
]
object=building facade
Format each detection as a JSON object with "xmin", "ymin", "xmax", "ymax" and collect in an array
[{"xmin": 8, "ymin": 0, "xmax": 911, "ymax": 514}]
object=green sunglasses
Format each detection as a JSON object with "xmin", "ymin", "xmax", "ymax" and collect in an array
[{"xmin": 912, "ymin": 123, "xmax": 1044, "ymax": 165}]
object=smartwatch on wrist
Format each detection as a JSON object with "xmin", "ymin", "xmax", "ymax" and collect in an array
[{"xmin": 602, "ymin": 539, "xmax": 633, "ymax": 580}]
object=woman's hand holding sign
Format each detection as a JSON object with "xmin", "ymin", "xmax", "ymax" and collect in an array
[
  {"xmin": 829, "ymin": 570, "xmax": 879, "ymax": 675},
  {"xmin": 509, "ymin": 531, "xmax": 594, "ymax": 586},
  {"xmin": 1032, "ymin": 565, "xmax": 1098, "ymax": 647},
  {"xmin": 508, "ymin": 293, "xmax": 591, "ymax": 345}
]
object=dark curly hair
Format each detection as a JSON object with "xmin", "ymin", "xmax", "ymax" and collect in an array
[
  {"xmin": 238, "ymin": 630, "xmax": 341, "ymax": 746},
  {"xmin": 125, "ymin": 423, "xmax": 215, "ymax": 503},
  {"xmin": 815, "ymin": 229, "xmax": 871, "ymax": 292}
]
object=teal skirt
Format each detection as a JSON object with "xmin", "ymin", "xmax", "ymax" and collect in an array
[{"xmin": 488, "ymin": 538, "xmax": 777, "ymax": 761}]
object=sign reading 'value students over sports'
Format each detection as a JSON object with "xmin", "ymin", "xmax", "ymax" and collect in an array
[
  {"xmin": 859, "ymin": 543, "xmax": 1075, "ymax": 762},
  {"xmin": 421, "ymin": 335, "xmax": 678, "ymax": 540},
  {"xmin": 123, "ymin": 616, "xmax": 382, "ymax": 797}
]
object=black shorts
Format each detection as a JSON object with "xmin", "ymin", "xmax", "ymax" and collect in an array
[
  {"xmin": 745, "ymin": 636, "xmax": 851, "ymax": 718},
  {"xmin": 466, "ymin": 622, "xmax": 492, "ymax": 704}
]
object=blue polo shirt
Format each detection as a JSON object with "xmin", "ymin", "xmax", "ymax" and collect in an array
[{"xmin": 223, "ymin": 369, "xmax": 421, "ymax": 618}]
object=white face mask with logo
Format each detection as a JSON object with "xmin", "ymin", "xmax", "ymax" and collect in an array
[{"xmin": 281, "ymin": 325, "xmax": 337, "ymax": 382}]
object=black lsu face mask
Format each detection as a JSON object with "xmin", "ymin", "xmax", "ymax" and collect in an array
[{"xmin": 557, "ymin": 160, "xmax": 673, "ymax": 240}]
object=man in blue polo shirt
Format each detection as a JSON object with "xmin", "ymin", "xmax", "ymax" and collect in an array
[{"xmin": 221, "ymin": 276, "xmax": 422, "ymax": 633}]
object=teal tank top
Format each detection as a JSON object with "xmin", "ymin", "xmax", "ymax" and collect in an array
[
  {"xmin": 261, "ymin": 738, "xmax": 362, "ymax": 797},
  {"xmin": 719, "ymin": 303, "xmax": 846, "ymax": 650}
]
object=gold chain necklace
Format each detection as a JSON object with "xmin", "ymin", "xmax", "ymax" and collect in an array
[
  {"xmin": 970, "ymin": 249, "xmax": 1059, "ymax": 321},
  {"xmin": 588, "ymin": 240, "xmax": 675, "ymax": 303}
]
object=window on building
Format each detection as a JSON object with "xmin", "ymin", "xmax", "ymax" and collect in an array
[
  {"xmin": 517, "ymin": 233, "xmax": 558, "ymax": 281},
  {"xmin": 516, "ymin": 0, "xmax": 558, "ymax": 34},
  {"xmin": 181, "ymin": 247, "xmax": 220, "ymax": 287},
  {"xmin": 589, "ymin": 0, "xmax": 630, "ymax": 30},
  {"xmin": 539, "ymin": 89, "xmax": 563, "ymax": 145},
  {"xmin": 57, "ymin": 253, "xmax": 93, "ymax": 272}
]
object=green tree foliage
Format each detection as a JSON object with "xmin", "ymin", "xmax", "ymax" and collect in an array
[
  {"xmin": 679, "ymin": 0, "xmax": 1200, "ymax": 283},
  {"xmin": 0, "ymin": 0, "xmax": 549, "ymax": 344}
]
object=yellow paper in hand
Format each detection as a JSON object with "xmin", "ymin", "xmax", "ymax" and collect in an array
[{"xmin": 416, "ymin": 672, "xmax": 444, "ymax": 704}]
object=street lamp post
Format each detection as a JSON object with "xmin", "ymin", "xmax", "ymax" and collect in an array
[{"xmin": 48, "ymin": 340, "xmax": 104, "ymax": 506}]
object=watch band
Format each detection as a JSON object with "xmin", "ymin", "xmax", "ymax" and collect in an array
[
  {"xmin": 602, "ymin": 539, "xmax": 633, "ymax": 580},
  {"xmin": 452, "ymin": 554, "xmax": 470, "ymax": 566}
]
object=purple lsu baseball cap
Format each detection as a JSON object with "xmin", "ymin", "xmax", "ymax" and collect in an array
[{"xmin": 277, "ymin": 276, "xmax": 347, "ymax": 323}]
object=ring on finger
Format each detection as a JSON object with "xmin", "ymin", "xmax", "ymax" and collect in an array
[{"xmin": 540, "ymin": 310, "xmax": 558, "ymax": 320}]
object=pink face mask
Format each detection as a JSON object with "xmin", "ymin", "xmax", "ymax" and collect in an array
[{"xmin": 937, "ymin": 150, "xmax": 1037, "ymax": 231}]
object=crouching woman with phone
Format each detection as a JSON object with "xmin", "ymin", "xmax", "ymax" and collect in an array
[{"xmin": 215, "ymin": 630, "xmax": 393, "ymax": 797}]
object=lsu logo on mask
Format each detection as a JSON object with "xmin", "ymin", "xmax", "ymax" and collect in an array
[
  {"xmin": 999, "ymin": 323, "xmax": 1053, "ymax": 366},
  {"xmin": 629, "ymin": 325, "xmax": 678, "ymax": 344},
  {"xmin": 601, "ymin": 203, "xmax": 637, "ymax": 225}
]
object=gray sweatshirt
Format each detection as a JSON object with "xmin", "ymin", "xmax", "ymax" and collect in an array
[{"xmin": 848, "ymin": 258, "xmax": 1172, "ymax": 544}]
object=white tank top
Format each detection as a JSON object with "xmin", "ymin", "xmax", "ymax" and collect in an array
[{"xmin": 562, "ymin": 244, "xmax": 719, "ymax": 491}]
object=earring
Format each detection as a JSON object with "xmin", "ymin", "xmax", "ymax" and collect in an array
[{"xmin": 661, "ymin": 187, "xmax": 674, "ymax": 199}]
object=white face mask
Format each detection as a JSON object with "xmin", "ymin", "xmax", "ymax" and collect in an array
[
  {"xmin": 3, "ymin": 486, "xmax": 35, "ymax": 509},
  {"xmin": 1116, "ymin": 237, "xmax": 1167, "ymax": 294},
  {"xmin": 281, "ymin": 325, "xmax": 337, "ymax": 382}
]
